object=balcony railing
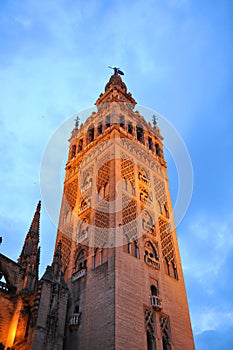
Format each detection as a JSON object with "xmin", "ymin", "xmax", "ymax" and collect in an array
[
  {"xmin": 150, "ymin": 295, "xmax": 162, "ymax": 310},
  {"xmin": 69, "ymin": 313, "xmax": 81, "ymax": 331},
  {"xmin": 72, "ymin": 268, "xmax": 86, "ymax": 282},
  {"xmin": 77, "ymin": 231, "xmax": 88, "ymax": 243},
  {"xmin": 145, "ymin": 256, "xmax": 160, "ymax": 269},
  {"xmin": 79, "ymin": 202, "xmax": 91, "ymax": 214}
]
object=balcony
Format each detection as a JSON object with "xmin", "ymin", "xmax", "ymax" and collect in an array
[
  {"xmin": 72, "ymin": 268, "xmax": 86, "ymax": 282},
  {"xmin": 145, "ymin": 256, "xmax": 160, "ymax": 269},
  {"xmin": 69, "ymin": 312, "xmax": 81, "ymax": 331},
  {"xmin": 150, "ymin": 295, "xmax": 162, "ymax": 310},
  {"xmin": 79, "ymin": 202, "xmax": 91, "ymax": 214},
  {"xmin": 81, "ymin": 182, "xmax": 92, "ymax": 193},
  {"xmin": 77, "ymin": 231, "xmax": 88, "ymax": 243}
]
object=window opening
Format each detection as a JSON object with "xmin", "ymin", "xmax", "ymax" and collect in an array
[
  {"xmin": 97, "ymin": 122, "xmax": 102, "ymax": 135},
  {"xmin": 78, "ymin": 139, "xmax": 83, "ymax": 152},
  {"xmin": 128, "ymin": 121, "xmax": 133, "ymax": 134},
  {"xmin": 86, "ymin": 125, "xmax": 94, "ymax": 144},
  {"xmin": 120, "ymin": 115, "xmax": 125, "ymax": 128},
  {"xmin": 148, "ymin": 137, "xmax": 153, "ymax": 150},
  {"xmin": 136, "ymin": 125, "xmax": 145, "ymax": 143},
  {"xmin": 106, "ymin": 115, "xmax": 111, "ymax": 128},
  {"xmin": 71, "ymin": 145, "xmax": 76, "ymax": 158}
]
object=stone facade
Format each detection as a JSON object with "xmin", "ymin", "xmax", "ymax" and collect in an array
[{"xmin": 0, "ymin": 73, "xmax": 195, "ymax": 349}]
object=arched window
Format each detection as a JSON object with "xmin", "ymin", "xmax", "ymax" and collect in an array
[
  {"xmin": 155, "ymin": 143, "xmax": 161, "ymax": 156},
  {"xmin": 150, "ymin": 285, "xmax": 158, "ymax": 296},
  {"xmin": 93, "ymin": 247, "xmax": 108, "ymax": 268},
  {"xmin": 142, "ymin": 211, "xmax": 153, "ymax": 232},
  {"xmin": 97, "ymin": 122, "xmax": 103, "ymax": 135},
  {"xmin": 140, "ymin": 188, "xmax": 152, "ymax": 205},
  {"xmin": 71, "ymin": 145, "xmax": 76, "ymax": 158},
  {"xmin": 171, "ymin": 260, "xmax": 178, "ymax": 280},
  {"xmin": 162, "ymin": 332, "xmax": 171, "ymax": 350},
  {"xmin": 75, "ymin": 249, "xmax": 87, "ymax": 272},
  {"xmin": 103, "ymin": 182, "xmax": 109, "ymax": 197},
  {"xmin": 120, "ymin": 115, "xmax": 125, "ymax": 128},
  {"xmin": 128, "ymin": 121, "xmax": 133, "ymax": 134},
  {"xmin": 164, "ymin": 258, "xmax": 170, "ymax": 276},
  {"xmin": 105, "ymin": 115, "xmax": 111, "ymax": 128},
  {"xmin": 144, "ymin": 241, "xmax": 158, "ymax": 261},
  {"xmin": 138, "ymin": 169, "xmax": 149, "ymax": 184},
  {"xmin": 129, "ymin": 240, "xmax": 140, "ymax": 258},
  {"xmin": 148, "ymin": 137, "xmax": 153, "ymax": 151},
  {"xmin": 147, "ymin": 330, "xmax": 155, "ymax": 350},
  {"xmin": 78, "ymin": 139, "xmax": 83, "ymax": 152},
  {"xmin": 86, "ymin": 125, "xmax": 95, "ymax": 144},
  {"xmin": 163, "ymin": 203, "xmax": 169, "ymax": 218},
  {"xmin": 74, "ymin": 305, "xmax": 79, "ymax": 314},
  {"xmin": 123, "ymin": 178, "xmax": 134, "ymax": 195},
  {"xmin": 136, "ymin": 125, "xmax": 144, "ymax": 144}
]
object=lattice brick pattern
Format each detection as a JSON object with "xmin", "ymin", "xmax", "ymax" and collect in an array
[
  {"xmin": 94, "ymin": 210, "xmax": 110, "ymax": 228},
  {"xmin": 158, "ymin": 217, "xmax": 174, "ymax": 262},
  {"xmin": 94, "ymin": 210, "xmax": 110, "ymax": 247},
  {"xmin": 120, "ymin": 153, "xmax": 135, "ymax": 185},
  {"xmin": 153, "ymin": 176, "xmax": 167, "ymax": 206},
  {"xmin": 97, "ymin": 161, "xmax": 110, "ymax": 189},
  {"xmin": 65, "ymin": 177, "xmax": 78, "ymax": 209},
  {"xmin": 122, "ymin": 193, "xmax": 137, "ymax": 239},
  {"xmin": 61, "ymin": 234, "xmax": 72, "ymax": 270},
  {"xmin": 94, "ymin": 227, "xmax": 109, "ymax": 248},
  {"xmin": 122, "ymin": 193, "xmax": 136, "ymax": 224}
]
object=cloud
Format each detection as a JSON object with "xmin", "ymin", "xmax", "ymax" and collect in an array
[
  {"xmin": 179, "ymin": 213, "xmax": 233, "ymax": 338},
  {"xmin": 195, "ymin": 328, "xmax": 233, "ymax": 350}
]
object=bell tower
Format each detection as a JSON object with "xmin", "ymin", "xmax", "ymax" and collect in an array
[{"xmin": 55, "ymin": 71, "xmax": 195, "ymax": 350}]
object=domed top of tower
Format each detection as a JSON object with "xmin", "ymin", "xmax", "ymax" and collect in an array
[
  {"xmin": 104, "ymin": 74, "xmax": 127, "ymax": 93},
  {"xmin": 95, "ymin": 72, "xmax": 137, "ymax": 110}
]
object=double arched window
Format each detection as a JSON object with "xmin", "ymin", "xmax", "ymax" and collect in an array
[
  {"xmin": 74, "ymin": 249, "xmax": 87, "ymax": 272},
  {"xmin": 144, "ymin": 241, "xmax": 158, "ymax": 262}
]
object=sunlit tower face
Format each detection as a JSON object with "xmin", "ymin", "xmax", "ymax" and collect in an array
[{"xmin": 55, "ymin": 72, "xmax": 195, "ymax": 350}]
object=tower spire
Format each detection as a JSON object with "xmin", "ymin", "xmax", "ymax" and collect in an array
[{"xmin": 18, "ymin": 201, "xmax": 41, "ymax": 267}]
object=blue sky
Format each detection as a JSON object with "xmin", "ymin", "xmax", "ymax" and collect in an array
[{"xmin": 0, "ymin": 0, "xmax": 232, "ymax": 348}]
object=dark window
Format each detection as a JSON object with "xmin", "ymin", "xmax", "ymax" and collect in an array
[
  {"xmin": 71, "ymin": 145, "xmax": 76, "ymax": 158},
  {"xmin": 147, "ymin": 330, "xmax": 155, "ymax": 350},
  {"xmin": 74, "ymin": 305, "xmax": 79, "ymax": 313},
  {"xmin": 120, "ymin": 115, "xmax": 125, "ymax": 128},
  {"xmin": 172, "ymin": 260, "xmax": 178, "ymax": 280},
  {"xmin": 150, "ymin": 285, "xmax": 158, "ymax": 296},
  {"xmin": 162, "ymin": 334, "xmax": 171, "ymax": 350},
  {"xmin": 78, "ymin": 139, "xmax": 83, "ymax": 152},
  {"xmin": 148, "ymin": 137, "xmax": 153, "ymax": 150},
  {"xmin": 97, "ymin": 122, "xmax": 102, "ymax": 135},
  {"xmin": 137, "ymin": 125, "xmax": 144, "ymax": 143},
  {"xmin": 86, "ymin": 125, "xmax": 94, "ymax": 144},
  {"xmin": 165, "ymin": 258, "xmax": 170, "ymax": 275},
  {"xmin": 128, "ymin": 122, "xmax": 133, "ymax": 134},
  {"xmin": 106, "ymin": 115, "xmax": 111, "ymax": 128},
  {"xmin": 155, "ymin": 144, "xmax": 161, "ymax": 156}
]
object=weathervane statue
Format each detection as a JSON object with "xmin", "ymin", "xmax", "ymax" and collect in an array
[{"xmin": 108, "ymin": 66, "xmax": 124, "ymax": 75}]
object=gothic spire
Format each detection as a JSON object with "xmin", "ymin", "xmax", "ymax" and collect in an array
[
  {"xmin": 52, "ymin": 240, "xmax": 63, "ymax": 278},
  {"xmin": 18, "ymin": 201, "xmax": 41, "ymax": 266}
]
